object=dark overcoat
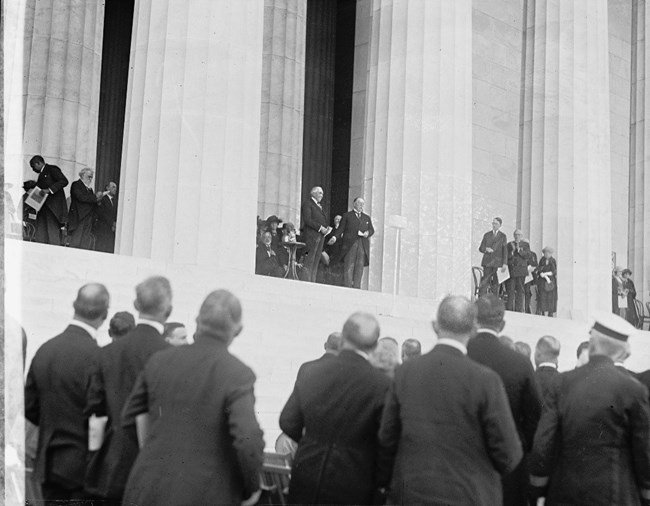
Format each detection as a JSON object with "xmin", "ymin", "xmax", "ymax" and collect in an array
[
  {"xmin": 379, "ymin": 344, "xmax": 523, "ymax": 505},
  {"xmin": 121, "ymin": 338, "xmax": 264, "ymax": 506},
  {"xmin": 279, "ymin": 349, "xmax": 390, "ymax": 505},
  {"xmin": 530, "ymin": 355, "xmax": 650, "ymax": 506}
]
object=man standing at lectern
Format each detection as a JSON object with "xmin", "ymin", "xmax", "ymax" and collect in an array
[
  {"xmin": 332, "ymin": 197, "xmax": 375, "ymax": 289},
  {"xmin": 478, "ymin": 217, "xmax": 508, "ymax": 296},
  {"xmin": 301, "ymin": 186, "xmax": 331, "ymax": 283},
  {"xmin": 506, "ymin": 229, "xmax": 534, "ymax": 312}
]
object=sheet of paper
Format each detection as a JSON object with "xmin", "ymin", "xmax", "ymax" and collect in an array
[
  {"xmin": 88, "ymin": 414, "xmax": 108, "ymax": 451},
  {"xmin": 497, "ymin": 266, "xmax": 510, "ymax": 284},
  {"xmin": 25, "ymin": 187, "xmax": 48, "ymax": 212}
]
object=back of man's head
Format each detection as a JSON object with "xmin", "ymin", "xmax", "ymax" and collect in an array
[
  {"xmin": 475, "ymin": 294, "xmax": 506, "ymax": 332},
  {"xmin": 109, "ymin": 311, "xmax": 136, "ymax": 339},
  {"xmin": 324, "ymin": 332, "xmax": 342, "ymax": 354},
  {"xmin": 342, "ymin": 312, "xmax": 380, "ymax": 353},
  {"xmin": 401, "ymin": 338, "xmax": 422, "ymax": 362},
  {"xmin": 433, "ymin": 296, "xmax": 476, "ymax": 344},
  {"xmin": 535, "ymin": 335, "xmax": 560, "ymax": 367},
  {"xmin": 196, "ymin": 290, "xmax": 242, "ymax": 343},
  {"xmin": 134, "ymin": 276, "xmax": 172, "ymax": 321},
  {"xmin": 514, "ymin": 341, "xmax": 531, "ymax": 359},
  {"xmin": 576, "ymin": 340, "xmax": 590, "ymax": 367},
  {"xmin": 73, "ymin": 283, "xmax": 110, "ymax": 325}
]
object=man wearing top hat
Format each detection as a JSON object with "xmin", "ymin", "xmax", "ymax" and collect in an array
[{"xmin": 528, "ymin": 313, "xmax": 650, "ymax": 506}]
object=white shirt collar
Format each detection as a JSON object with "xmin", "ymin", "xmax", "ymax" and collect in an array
[
  {"xmin": 538, "ymin": 362, "xmax": 558, "ymax": 370},
  {"xmin": 477, "ymin": 328, "xmax": 499, "ymax": 337},
  {"xmin": 435, "ymin": 338, "xmax": 467, "ymax": 355},
  {"xmin": 70, "ymin": 319, "xmax": 98, "ymax": 339},
  {"xmin": 136, "ymin": 318, "xmax": 164, "ymax": 335},
  {"xmin": 352, "ymin": 349, "xmax": 370, "ymax": 361},
  {"xmin": 312, "ymin": 197, "xmax": 321, "ymax": 206},
  {"xmin": 615, "ymin": 362, "xmax": 626, "ymax": 368}
]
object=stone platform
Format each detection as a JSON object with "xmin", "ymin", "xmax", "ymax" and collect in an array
[{"xmin": 6, "ymin": 238, "xmax": 650, "ymax": 447}]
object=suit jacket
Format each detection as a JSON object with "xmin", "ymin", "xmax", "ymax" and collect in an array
[
  {"xmin": 24, "ymin": 324, "xmax": 99, "ymax": 488},
  {"xmin": 85, "ymin": 323, "xmax": 170, "ymax": 499},
  {"xmin": 507, "ymin": 240, "xmax": 533, "ymax": 278},
  {"xmin": 300, "ymin": 198, "xmax": 328, "ymax": 248},
  {"xmin": 530, "ymin": 356, "xmax": 650, "ymax": 506},
  {"xmin": 334, "ymin": 210, "xmax": 375, "ymax": 266},
  {"xmin": 379, "ymin": 345, "xmax": 523, "ymax": 506},
  {"xmin": 121, "ymin": 338, "xmax": 264, "ymax": 506},
  {"xmin": 279, "ymin": 349, "xmax": 391, "ymax": 505},
  {"xmin": 94, "ymin": 195, "xmax": 116, "ymax": 232},
  {"xmin": 467, "ymin": 332, "xmax": 542, "ymax": 452},
  {"xmin": 67, "ymin": 179, "xmax": 97, "ymax": 232},
  {"xmin": 638, "ymin": 370, "xmax": 650, "ymax": 401},
  {"xmin": 36, "ymin": 164, "xmax": 69, "ymax": 223},
  {"xmin": 535, "ymin": 365, "xmax": 559, "ymax": 407},
  {"xmin": 479, "ymin": 230, "xmax": 508, "ymax": 267}
]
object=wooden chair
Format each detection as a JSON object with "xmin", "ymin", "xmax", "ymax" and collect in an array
[
  {"xmin": 259, "ymin": 451, "xmax": 291, "ymax": 505},
  {"xmin": 472, "ymin": 266, "xmax": 483, "ymax": 300}
]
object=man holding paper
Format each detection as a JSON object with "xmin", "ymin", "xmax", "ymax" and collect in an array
[
  {"xmin": 28, "ymin": 155, "xmax": 69, "ymax": 245},
  {"xmin": 506, "ymin": 229, "xmax": 534, "ymax": 313},
  {"xmin": 300, "ymin": 186, "xmax": 331, "ymax": 283},
  {"xmin": 333, "ymin": 197, "xmax": 375, "ymax": 289},
  {"xmin": 478, "ymin": 217, "xmax": 508, "ymax": 296}
]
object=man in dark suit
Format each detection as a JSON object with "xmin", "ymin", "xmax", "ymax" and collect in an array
[
  {"xmin": 84, "ymin": 276, "xmax": 172, "ymax": 503},
  {"xmin": 506, "ymin": 229, "xmax": 534, "ymax": 312},
  {"xmin": 94, "ymin": 182, "xmax": 118, "ymax": 253},
  {"xmin": 529, "ymin": 313, "xmax": 650, "ymax": 506},
  {"xmin": 300, "ymin": 186, "xmax": 331, "ymax": 283},
  {"xmin": 122, "ymin": 290, "xmax": 265, "ymax": 506},
  {"xmin": 638, "ymin": 370, "xmax": 650, "ymax": 401},
  {"xmin": 68, "ymin": 168, "xmax": 101, "ymax": 249},
  {"xmin": 467, "ymin": 294, "xmax": 542, "ymax": 506},
  {"xmin": 25, "ymin": 283, "xmax": 110, "ymax": 504},
  {"xmin": 28, "ymin": 155, "xmax": 69, "ymax": 245},
  {"xmin": 331, "ymin": 197, "xmax": 375, "ymax": 289},
  {"xmin": 533, "ymin": 335, "xmax": 561, "ymax": 407},
  {"xmin": 255, "ymin": 230, "xmax": 286, "ymax": 277},
  {"xmin": 380, "ymin": 296, "xmax": 523, "ymax": 505},
  {"xmin": 279, "ymin": 312, "xmax": 391, "ymax": 505},
  {"xmin": 478, "ymin": 217, "xmax": 508, "ymax": 296}
]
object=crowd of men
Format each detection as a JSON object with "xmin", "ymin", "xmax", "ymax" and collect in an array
[
  {"xmin": 478, "ymin": 217, "xmax": 558, "ymax": 316},
  {"xmin": 14, "ymin": 155, "xmax": 118, "ymax": 252},
  {"xmin": 255, "ymin": 186, "xmax": 374, "ymax": 289},
  {"xmin": 22, "ymin": 273, "xmax": 650, "ymax": 505}
]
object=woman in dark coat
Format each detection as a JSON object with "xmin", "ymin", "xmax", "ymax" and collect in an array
[
  {"xmin": 537, "ymin": 246, "xmax": 557, "ymax": 317},
  {"xmin": 622, "ymin": 269, "xmax": 639, "ymax": 327}
]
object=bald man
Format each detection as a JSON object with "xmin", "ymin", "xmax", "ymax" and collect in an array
[
  {"xmin": 506, "ymin": 229, "xmax": 534, "ymax": 312},
  {"xmin": 25, "ymin": 283, "xmax": 110, "ymax": 503},
  {"xmin": 85, "ymin": 276, "xmax": 172, "ymax": 502},
  {"xmin": 380, "ymin": 296, "xmax": 522, "ymax": 505},
  {"xmin": 300, "ymin": 186, "xmax": 331, "ymax": 283},
  {"xmin": 280, "ymin": 312, "xmax": 391, "ymax": 504},
  {"xmin": 122, "ymin": 290, "xmax": 264, "ymax": 506}
]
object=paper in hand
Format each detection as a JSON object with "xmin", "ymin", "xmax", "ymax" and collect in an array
[{"xmin": 497, "ymin": 266, "xmax": 510, "ymax": 284}]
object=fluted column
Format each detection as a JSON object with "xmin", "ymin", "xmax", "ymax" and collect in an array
[
  {"xmin": 301, "ymin": 0, "xmax": 336, "ymax": 213},
  {"xmin": 520, "ymin": 0, "xmax": 612, "ymax": 320},
  {"xmin": 629, "ymin": 0, "xmax": 650, "ymax": 305},
  {"xmin": 258, "ymin": 0, "xmax": 307, "ymax": 226},
  {"xmin": 116, "ymin": 0, "xmax": 265, "ymax": 271},
  {"xmin": 356, "ymin": 0, "xmax": 473, "ymax": 299},
  {"xmin": 21, "ymin": 0, "xmax": 104, "ymax": 182}
]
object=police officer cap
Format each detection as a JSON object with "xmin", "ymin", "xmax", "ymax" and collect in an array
[{"xmin": 591, "ymin": 312, "xmax": 636, "ymax": 342}]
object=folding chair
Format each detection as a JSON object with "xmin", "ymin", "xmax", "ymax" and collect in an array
[{"xmin": 259, "ymin": 452, "xmax": 291, "ymax": 505}]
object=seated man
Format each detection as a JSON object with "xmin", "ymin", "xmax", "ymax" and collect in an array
[{"xmin": 255, "ymin": 231, "xmax": 286, "ymax": 277}]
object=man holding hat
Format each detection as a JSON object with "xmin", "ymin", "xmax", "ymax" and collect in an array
[{"xmin": 529, "ymin": 313, "xmax": 650, "ymax": 506}]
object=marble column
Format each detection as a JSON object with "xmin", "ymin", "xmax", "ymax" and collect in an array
[
  {"xmin": 629, "ymin": 0, "xmax": 650, "ymax": 305},
  {"xmin": 22, "ymin": 0, "xmax": 104, "ymax": 183},
  {"xmin": 258, "ymin": 0, "xmax": 307, "ymax": 226},
  {"xmin": 116, "ymin": 0, "xmax": 265, "ymax": 272},
  {"xmin": 520, "ymin": 0, "xmax": 612, "ymax": 320},
  {"xmin": 354, "ymin": 0, "xmax": 473, "ymax": 299}
]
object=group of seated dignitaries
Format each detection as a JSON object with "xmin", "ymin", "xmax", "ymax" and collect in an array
[{"xmin": 25, "ymin": 277, "xmax": 265, "ymax": 506}]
